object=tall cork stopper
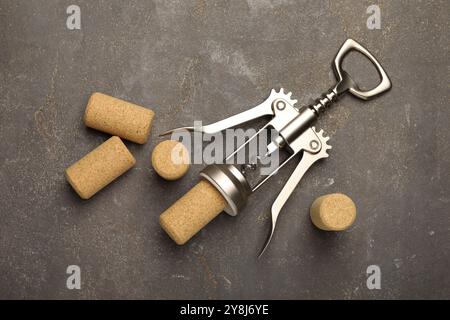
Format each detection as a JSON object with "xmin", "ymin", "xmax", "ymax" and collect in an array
[
  {"xmin": 65, "ymin": 136, "xmax": 136, "ymax": 199},
  {"xmin": 84, "ymin": 92, "xmax": 155, "ymax": 144},
  {"xmin": 160, "ymin": 180, "xmax": 227, "ymax": 245}
]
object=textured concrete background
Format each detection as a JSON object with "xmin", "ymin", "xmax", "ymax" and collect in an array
[{"xmin": 0, "ymin": 0, "xmax": 449, "ymax": 299}]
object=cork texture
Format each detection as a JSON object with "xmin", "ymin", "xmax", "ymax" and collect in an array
[
  {"xmin": 84, "ymin": 92, "xmax": 155, "ymax": 144},
  {"xmin": 65, "ymin": 136, "xmax": 136, "ymax": 199},
  {"xmin": 310, "ymin": 193, "xmax": 356, "ymax": 231},
  {"xmin": 151, "ymin": 140, "xmax": 190, "ymax": 180},
  {"xmin": 2, "ymin": 0, "xmax": 449, "ymax": 300},
  {"xmin": 160, "ymin": 180, "xmax": 227, "ymax": 245}
]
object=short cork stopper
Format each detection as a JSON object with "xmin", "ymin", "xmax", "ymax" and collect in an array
[
  {"xmin": 65, "ymin": 136, "xmax": 136, "ymax": 199},
  {"xmin": 310, "ymin": 193, "xmax": 356, "ymax": 231},
  {"xmin": 84, "ymin": 92, "xmax": 155, "ymax": 144},
  {"xmin": 151, "ymin": 140, "xmax": 190, "ymax": 181},
  {"xmin": 160, "ymin": 180, "xmax": 227, "ymax": 245}
]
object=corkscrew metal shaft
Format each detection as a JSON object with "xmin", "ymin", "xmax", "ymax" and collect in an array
[{"xmin": 161, "ymin": 39, "xmax": 391, "ymax": 256}]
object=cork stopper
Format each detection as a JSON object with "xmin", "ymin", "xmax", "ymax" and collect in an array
[
  {"xmin": 65, "ymin": 136, "xmax": 136, "ymax": 199},
  {"xmin": 160, "ymin": 180, "xmax": 227, "ymax": 245},
  {"xmin": 151, "ymin": 140, "xmax": 190, "ymax": 180},
  {"xmin": 310, "ymin": 193, "xmax": 356, "ymax": 231},
  {"xmin": 84, "ymin": 92, "xmax": 155, "ymax": 144}
]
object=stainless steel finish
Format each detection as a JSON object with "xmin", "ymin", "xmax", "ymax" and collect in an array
[
  {"xmin": 259, "ymin": 127, "xmax": 331, "ymax": 257},
  {"xmin": 332, "ymin": 38, "xmax": 392, "ymax": 100},
  {"xmin": 309, "ymin": 90, "xmax": 338, "ymax": 115},
  {"xmin": 274, "ymin": 107, "xmax": 317, "ymax": 151},
  {"xmin": 160, "ymin": 126, "xmax": 194, "ymax": 137},
  {"xmin": 200, "ymin": 164, "xmax": 251, "ymax": 216},
  {"xmin": 160, "ymin": 88, "xmax": 298, "ymax": 137},
  {"xmin": 225, "ymin": 123, "xmax": 270, "ymax": 161},
  {"xmin": 252, "ymin": 127, "xmax": 322, "ymax": 193},
  {"xmin": 160, "ymin": 39, "xmax": 392, "ymax": 256}
]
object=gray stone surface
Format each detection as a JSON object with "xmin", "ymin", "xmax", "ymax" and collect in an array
[{"xmin": 0, "ymin": 0, "xmax": 449, "ymax": 299}]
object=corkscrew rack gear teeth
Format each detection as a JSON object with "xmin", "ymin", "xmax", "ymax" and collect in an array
[{"xmin": 160, "ymin": 39, "xmax": 392, "ymax": 256}]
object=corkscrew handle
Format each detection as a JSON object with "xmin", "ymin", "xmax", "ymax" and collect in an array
[{"xmin": 332, "ymin": 38, "xmax": 392, "ymax": 100}]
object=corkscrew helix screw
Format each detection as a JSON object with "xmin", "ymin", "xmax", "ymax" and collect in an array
[{"xmin": 159, "ymin": 39, "xmax": 392, "ymax": 256}]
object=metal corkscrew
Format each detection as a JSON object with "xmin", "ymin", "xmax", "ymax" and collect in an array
[{"xmin": 161, "ymin": 39, "xmax": 391, "ymax": 256}]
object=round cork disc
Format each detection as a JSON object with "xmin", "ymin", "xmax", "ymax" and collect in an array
[
  {"xmin": 151, "ymin": 140, "xmax": 190, "ymax": 180},
  {"xmin": 310, "ymin": 193, "xmax": 356, "ymax": 231}
]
